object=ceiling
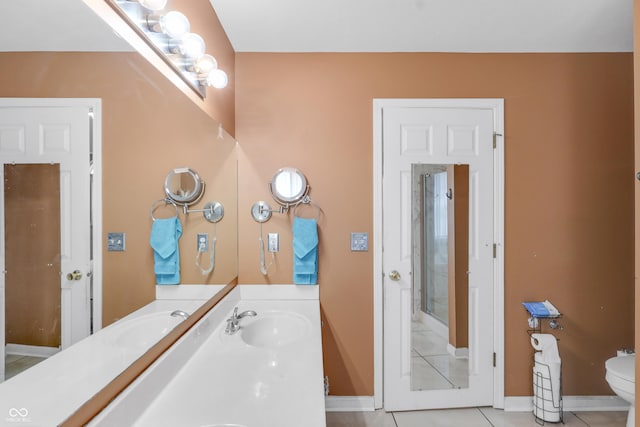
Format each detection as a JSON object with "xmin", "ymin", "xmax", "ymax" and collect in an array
[
  {"xmin": 211, "ymin": 0, "xmax": 633, "ymax": 53},
  {"xmin": 0, "ymin": 0, "xmax": 133, "ymax": 52},
  {"xmin": 0, "ymin": 0, "xmax": 633, "ymax": 53}
]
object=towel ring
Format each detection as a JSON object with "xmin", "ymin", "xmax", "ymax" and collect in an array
[
  {"xmin": 151, "ymin": 198, "xmax": 179, "ymax": 221},
  {"xmin": 293, "ymin": 198, "xmax": 321, "ymax": 221}
]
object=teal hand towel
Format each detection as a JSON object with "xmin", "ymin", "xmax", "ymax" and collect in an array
[
  {"xmin": 292, "ymin": 217, "xmax": 318, "ymax": 285},
  {"xmin": 293, "ymin": 217, "xmax": 318, "ymax": 258},
  {"xmin": 150, "ymin": 217, "xmax": 182, "ymax": 285}
]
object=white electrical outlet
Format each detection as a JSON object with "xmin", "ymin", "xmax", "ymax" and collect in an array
[
  {"xmin": 268, "ymin": 233, "xmax": 279, "ymax": 252},
  {"xmin": 197, "ymin": 233, "xmax": 209, "ymax": 251}
]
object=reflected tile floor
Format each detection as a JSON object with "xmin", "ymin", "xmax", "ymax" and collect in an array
[
  {"xmin": 4, "ymin": 354, "xmax": 46, "ymax": 380},
  {"xmin": 326, "ymin": 408, "xmax": 628, "ymax": 427},
  {"xmin": 411, "ymin": 320, "xmax": 468, "ymax": 390}
]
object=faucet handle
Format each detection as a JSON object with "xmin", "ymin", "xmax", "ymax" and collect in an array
[{"xmin": 232, "ymin": 306, "xmax": 238, "ymax": 319}]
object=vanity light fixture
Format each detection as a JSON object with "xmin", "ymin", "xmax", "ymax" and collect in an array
[
  {"xmin": 206, "ymin": 69, "xmax": 229, "ymax": 89},
  {"xmin": 193, "ymin": 54, "xmax": 218, "ymax": 75},
  {"xmin": 148, "ymin": 10, "xmax": 190, "ymax": 39},
  {"xmin": 138, "ymin": 0, "xmax": 167, "ymax": 11},
  {"xmin": 109, "ymin": 0, "xmax": 229, "ymax": 98},
  {"xmin": 175, "ymin": 33, "xmax": 206, "ymax": 59}
]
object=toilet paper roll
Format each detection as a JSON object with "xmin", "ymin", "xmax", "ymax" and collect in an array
[{"xmin": 531, "ymin": 333, "xmax": 560, "ymax": 363}]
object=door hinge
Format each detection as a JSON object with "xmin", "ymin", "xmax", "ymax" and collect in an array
[
  {"xmin": 493, "ymin": 352, "xmax": 497, "ymax": 367},
  {"xmin": 493, "ymin": 132, "xmax": 502, "ymax": 149},
  {"xmin": 493, "ymin": 243, "xmax": 497, "ymax": 258}
]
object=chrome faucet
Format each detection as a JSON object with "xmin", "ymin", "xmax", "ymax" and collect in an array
[
  {"xmin": 225, "ymin": 306, "xmax": 257, "ymax": 334},
  {"xmin": 170, "ymin": 310, "xmax": 190, "ymax": 320}
]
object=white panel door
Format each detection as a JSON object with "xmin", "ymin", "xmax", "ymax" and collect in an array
[
  {"xmin": 0, "ymin": 104, "xmax": 91, "ymax": 371},
  {"xmin": 383, "ymin": 105, "xmax": 495, "ymax": 410}
]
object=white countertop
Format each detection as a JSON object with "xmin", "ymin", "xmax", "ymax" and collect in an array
[
  {"xmin": 134, "ymin": 300, "xmax": 325, "ymax": 427},
  {"xmin": 0, "ymin": 299, "xmax": 203, "ymax": 426},
  {"xmin": 92, "ymin": 285, "xmax": 326, "ymax": 427}
]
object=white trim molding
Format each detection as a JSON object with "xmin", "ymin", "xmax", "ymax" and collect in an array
[
  {"xmin": 327, "ymin": 395, "xmax": 628, "ymax": 413},
  {"xmin": 5, "ymin": 344, "xmax": 60, "ymax": 358},
  {"xmin": 325, "ymin": 396, "xmax": 376, "ymax": 412},
  {"xmin": 446, "ymin": 344, "xmax": 469, "ymax": 359},
  {"xmin": 504, "ymin": 395, "xmax": 629, "ymax": 412}
]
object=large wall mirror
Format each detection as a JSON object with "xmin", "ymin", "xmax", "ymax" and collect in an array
[
  {"xmin": 411, "ymin": 164, "xmax": 469, "ymax": 391},
  {"xmin": 0, "ymin": 0, "xmax": 238, "ymax": 410}
]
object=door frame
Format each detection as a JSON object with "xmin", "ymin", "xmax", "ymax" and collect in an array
[
  {"xmin": 373, "ymin": 98, "xmax": 504, "ymax": 409},
  {"xmin": 0, "ymin": 98, "xmax": 103, "ymax": 362}
]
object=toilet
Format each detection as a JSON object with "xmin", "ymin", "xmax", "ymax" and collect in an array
[{"xmin": 605, "ymin": 354, "xmax": 635, "ymax": 427}]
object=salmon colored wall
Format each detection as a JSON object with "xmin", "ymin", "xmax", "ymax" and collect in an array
[
  {"xmin": 235, "ymin": 53, "xmax": 634, "ymax": 396},
  {"xmin": 448, "ymin": 165, "xmax": 469, "ymax": 350},
  {"xmin": 0, "ymin": 50, "xmax": 237, "ymax": 326}
]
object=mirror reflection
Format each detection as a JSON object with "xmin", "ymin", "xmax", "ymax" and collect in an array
[
  {"xmin": 411, "ymin": 164, "xmax": 469, "ymax": 390},
  {"xmin": 164, "ymin": 167, "xmax": 205, "ymax": 205},
  {"xmin": 270, "ymin": 167, "xmax": 308, "ymax": 205},
  {"xmin": 0, "ymin": 3, "xmax": 238, "ymax": 386},
  {"xmin": 4, "ymin": 164, "xmax": 62, "ymax": 379}
]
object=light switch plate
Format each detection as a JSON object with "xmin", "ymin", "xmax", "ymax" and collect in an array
[
  {"xmin": 351, "ymin": 232, "xmax": 368, "ymax": 252},
  {"xmin": 268, "ymin": 233, "xmax": 279, "ymax": 252},
  {"xmin": 107, "ymin": 232, "xmax": 125, "ymax": 251}
]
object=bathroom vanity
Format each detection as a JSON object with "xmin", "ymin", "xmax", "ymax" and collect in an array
[
  {"xmin": 0, "ymin": 293, "xmax": 215, "ymax": 426},
  {"xmin": 90, "ymin": 285, "xmax": 326, "ymax": 427}
]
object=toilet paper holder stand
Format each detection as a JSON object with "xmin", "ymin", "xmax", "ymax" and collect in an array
[
  {"xmin": 523, "ymin": 301, "xmax": 563, "ymax": 335},
  {"xmin": 524, "ymin": 303, "xmax": 564, "ymax": 425}
]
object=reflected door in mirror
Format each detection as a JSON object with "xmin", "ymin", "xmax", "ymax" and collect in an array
[
  {"xmin": 0, "ymin": 103, "xmax": 93, "ymax": 381},
  {"xmin": 4, "ymin": 165, "xmax": 62, "ymax": 379},
  {"xmin": 5, "ymin": 165, "xmax": 61, "ymax": 356}
]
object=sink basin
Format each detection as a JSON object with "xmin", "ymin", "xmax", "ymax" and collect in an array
[
  {"xmin": 241, "ymin": 312, "xmax": 310, "ymax": 348},
  {"xmin": 109, "ymin": 312, "xmax": 182, "ymax": 349}
]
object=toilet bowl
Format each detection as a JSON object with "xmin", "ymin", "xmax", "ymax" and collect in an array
[{"xmin": 605, "ymin": 355, "xmax": 635, "ymax": 427}]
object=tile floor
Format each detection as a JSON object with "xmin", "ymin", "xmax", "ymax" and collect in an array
[
  {"xmin": 4, "ymin": 354, "xmax": 46, "ymax": 380},
  {"xmin": 326, "ymin": 408, "xmax": 628, "ymax": 427},
  {"xmin": 412, "ymin": 319, "xmax": 468, "ymax": 390}
]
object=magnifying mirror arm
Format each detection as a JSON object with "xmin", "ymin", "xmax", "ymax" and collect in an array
[
  {"xmin": 182, "ymin": 205, "xmax": 212, "ymax": 215},
  {"xmin": 183, "ymin": 201, "xmax": 224, "ymax": 223},
  {"xmin": 260, "ymin": 203, "xmax": 289, "ymax": 215},
  {"xmin": 257, "ymin": 195, "xmax": 314, "ymax": 219}
]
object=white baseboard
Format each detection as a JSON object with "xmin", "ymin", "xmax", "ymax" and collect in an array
[
  {"xmin": 5, "ymin": 343, "xmax": 59, "ymax": 358},
  {"xmin": 420, "ymin": 311, "xmax": 448, "ymax": 340},
  {"xmin": 504, "ymin": 395, "xmax": 629, "ymax": 412},
  {"xmin": 446, "ymin": 343, "xmax": 469, "ymax": 359},
  {"xmin": 325, "ymin": 396, "xmax": 375, "ymax": 412},
  {"xmin": 326, "ymin": 395, "xmax": 628, "ymax": 413}
]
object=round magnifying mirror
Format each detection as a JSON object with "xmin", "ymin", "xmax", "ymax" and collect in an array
[
  {"xmin": 164, "ymin": 167, "xmax": 205, "ymax": 205},
  {"xmin": 270, "ymin": 167, "xmax": 308, "ymax": 205}
]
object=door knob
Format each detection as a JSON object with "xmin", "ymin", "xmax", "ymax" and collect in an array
[
  {"xmin": 66, "ymin": 270, "xmax": 82, "ymax": 281},
  {"xmin": 388, "ymin": 270, "xmax": 401, "ymax": 281}
]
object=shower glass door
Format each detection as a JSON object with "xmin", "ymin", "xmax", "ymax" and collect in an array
[{"xmin": 423, "ymin": 170, "xmax": 449, "ymax": 324}]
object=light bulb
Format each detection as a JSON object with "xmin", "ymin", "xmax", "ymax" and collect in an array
[
  {"xmin": 194, "ymin": 54, "xmax": 218, "ymax": 75},
  {"xmin": 180, "ymin": 33, "xmax": 206, "ymax": 59},
  {"xmin": 139, "ymin": 0, "xmax": 167, "ymax": 11},
  {"xmin": 159, "ymin": 11, "xmax": 190, "ymax": 39},
  {"xmin": 206, "ymin": 69, "xmax": 228, "ymax": 89}
]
